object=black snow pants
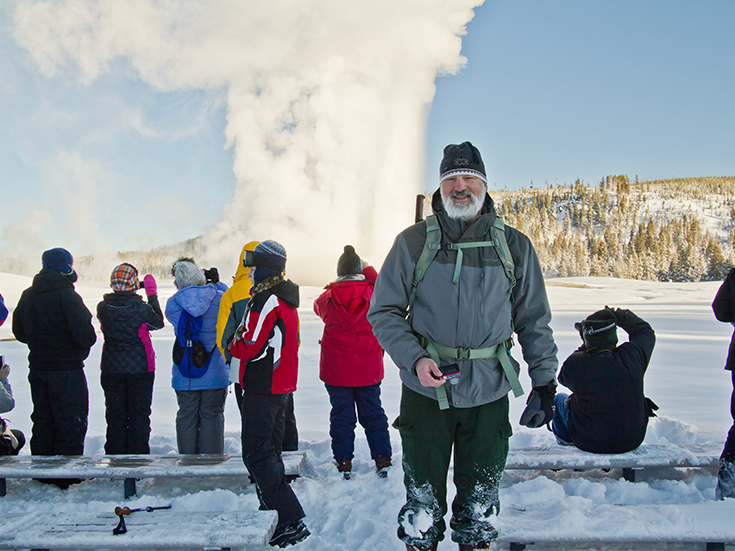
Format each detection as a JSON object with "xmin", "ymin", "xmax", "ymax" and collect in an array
[
  {"xmin": 241, "ymin": 392, "xmax": 305, "ymax": 529},
  {"xmin": 28, "ymin": 369, "xmax": 88, "ymax": 456},
  {"xmin": 101, "ymin": 371, "xmax": 155, "ymax": 454}
]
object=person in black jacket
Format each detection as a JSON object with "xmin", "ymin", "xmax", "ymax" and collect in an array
[
  {"xmin": 712, "ymin": 268, "xmax": 735, "ymax": 499},
  {"xmin": 97, "ymin": 263, "xmax": 164, "ymax": 454},
  {"xmin": 552, "ymin": 307, "xmax": 656, "ymax": 454},
  {"xmin": 12, "ymin": 248, "xmax": 96, "ymax": 486}
]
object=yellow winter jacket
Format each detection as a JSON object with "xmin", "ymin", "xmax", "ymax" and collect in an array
[{"xmin": 216, "ymin": 241, "xmax": 258, "ymax": 358}]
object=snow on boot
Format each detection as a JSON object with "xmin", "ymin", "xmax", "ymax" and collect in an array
[
  {"xmin": 375, "ymin": 456, "xmax": 392, "ymax": 478},
  {"xmin": 336, "ymin": 459, "xmax": 352, "ymax": 480},
  {"xmin": 269, "ymin": 519, "xmax": 310, "ymax": 548},
  {"xmin": 458, "ymin": 542, "xmax": 492, "ymax": 550},
  {"xmin": 716, "ymin": 457, "xmax": 735, "ymax": 500},
  {"xmin": 405, "ymin": 543, "xmax": 438, "ymax": 551}
]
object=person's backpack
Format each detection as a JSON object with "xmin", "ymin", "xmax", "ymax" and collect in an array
[{"xmin": 172, "ymin": 310, "xmax": 215, "ymax": 378}]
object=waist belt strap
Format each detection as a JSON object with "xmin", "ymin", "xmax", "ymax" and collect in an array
[{"xmin": 420, "ymin": 336, "xmax": 524, "ymax": 408}]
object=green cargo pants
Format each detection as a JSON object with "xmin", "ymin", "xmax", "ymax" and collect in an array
[{"xmin": 393, "ymin": 385, "xmax": 512, "ymax": 547}]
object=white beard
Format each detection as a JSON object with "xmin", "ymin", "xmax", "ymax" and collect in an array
[{"xmin": 442, "ymin": 189, "xmax": 484, "ymax": 221}]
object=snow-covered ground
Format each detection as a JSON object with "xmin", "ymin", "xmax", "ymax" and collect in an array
[{"xmin": 1, "ymin": 274, "xmax": 734, "ymax": 549}]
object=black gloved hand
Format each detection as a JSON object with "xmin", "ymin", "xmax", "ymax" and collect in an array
[
  {"xmin": 519, "ymin": 382, "xmax": 556, "ymax": 428},
  {"xmin": 203, "ymin": 267, "xmax": 220, "ymax": 284}
]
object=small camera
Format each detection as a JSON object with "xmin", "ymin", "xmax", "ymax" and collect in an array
[{"xmin": 439, "ymin": 363, "xmax": 461, "ymax": 385}]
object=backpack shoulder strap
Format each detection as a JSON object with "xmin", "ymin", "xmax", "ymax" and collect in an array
[
  {"xmin": 408, "ymin": 215, "xmax": 441, "ymax": 311},
  {"xmin": 491, "ymin": 217, "xmax": 516, "ymax": 291}
]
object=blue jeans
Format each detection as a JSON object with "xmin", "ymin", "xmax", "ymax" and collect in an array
[
  {"xmin": 325, "ymin": 383, "xmax": 391, "ymax": 461},
  {"xmin": 552, "ymin": 392, "xmax": 574, "ymax": 446}
]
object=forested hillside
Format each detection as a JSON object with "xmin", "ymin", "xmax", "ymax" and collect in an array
[{"xmin": 492, "ymin": 176, "xmax": 735, "ymax": 281}]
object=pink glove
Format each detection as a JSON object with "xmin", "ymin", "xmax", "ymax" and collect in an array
[{"xmin": 143, "ymin": 274, "xmax": 157, "ymax": 296}]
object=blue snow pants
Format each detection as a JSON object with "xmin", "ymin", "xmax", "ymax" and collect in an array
[{"xmin": 325, "ymin": 383, "xmax": 391, "ymax": 462}]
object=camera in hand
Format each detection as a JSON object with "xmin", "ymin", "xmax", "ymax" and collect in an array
[{"xmin": 439, "ymin": 363, "xmax": 461, "ymax": 385}]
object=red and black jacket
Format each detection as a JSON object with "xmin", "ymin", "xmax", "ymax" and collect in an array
[{"xmin": 230, "ymin": 277, "xmax": 300, "ymax": 395}]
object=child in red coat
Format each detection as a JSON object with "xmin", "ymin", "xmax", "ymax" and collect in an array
[{"xmin": 314, "ymin": 245, "xmax": 392, "ymax": 479}]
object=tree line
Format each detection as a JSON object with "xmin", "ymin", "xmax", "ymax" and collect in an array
[{"xmin": 492, "ymin": 175, "xmax": 735, "ymax": 282}]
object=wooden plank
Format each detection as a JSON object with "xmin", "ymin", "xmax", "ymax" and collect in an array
[
  {"xmin": 0, "ymin": 510, "xmax": 278, "ymax": 550},
  {"xmin": 495, "ymin": 501, "xmax": 735, "ymax": 548},
  {"xmin": 0, "ymin": 451, "xmax": 305, "ymax": 479},
  {"xmin": 505, "ymin": 443, "xmax": 721, "ymax": 471}
]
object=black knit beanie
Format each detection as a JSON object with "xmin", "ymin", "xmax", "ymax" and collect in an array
[
  {"xmin": 575, "ymin": 308, "xmax": 618, "ymax": 350},
  {"xmin": 440, "ymin": 141, "xmax": 487, "ymax": 183},
  {"xmin": 337, "ymin": 245, "xmax": 362, "ymax": 276}
]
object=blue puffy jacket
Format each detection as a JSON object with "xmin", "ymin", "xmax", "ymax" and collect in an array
[{"xmin": 165, "ymin": 283, "xmax": 230, "ymax": 391}]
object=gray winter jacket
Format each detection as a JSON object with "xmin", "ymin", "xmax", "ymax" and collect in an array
[
  {"xmin": 0, "ymin": 378, "xmax": 14, "ymax": 414},
  {"xmin": 368, "ymin": 191, "xmax": 558, "ymax": 408}
]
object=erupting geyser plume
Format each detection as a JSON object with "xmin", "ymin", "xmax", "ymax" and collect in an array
[{"xmin": 13, "ymin": 0, "xmax": 483, "ymax": 284}]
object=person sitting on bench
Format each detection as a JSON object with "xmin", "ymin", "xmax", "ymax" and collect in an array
[{"xmin": 552, "ymin": 307, "xmax": 657, "ymax": 454}]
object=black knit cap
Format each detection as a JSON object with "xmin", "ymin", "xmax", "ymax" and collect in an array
[
  {"xmin": 575, "ymin": 308, "xmax": 618, "ymax": 349},
  {"xmin": 440, "ymin": 141, "xmax": 487, "ymax": 183},
  {"xmin": 337, "ymin": 245, "xmax": 362, "ymax": 276}
]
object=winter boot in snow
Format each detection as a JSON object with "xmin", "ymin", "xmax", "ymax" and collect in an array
[
  {"xmin": 405, "ymin": 543, "xmax": 438, "ymax": 551},
  {"xmin": 336, "ymin": 459, "xmax": 352, "ymax": 480},
  {"xmin": 269, "ymin": 519, "xmax": 310, "ymax": 548},
  {"xmin": 375, "ymin": 456, "xmax": 392, "ymax": 478},
  {"xmin": 458, "ymin": 542, "xmax": 492, "ymax": 550},
  {"xmin": 716, "ymin": 457, "xmax": 735, "ymax": 500}
]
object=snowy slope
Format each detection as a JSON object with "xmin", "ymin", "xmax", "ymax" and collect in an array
[{"xmin": 0, "ymin": 274, "xmax": 733, "ymax": 550}]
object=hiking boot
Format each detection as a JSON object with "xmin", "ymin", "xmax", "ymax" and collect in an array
[
  {"xmin": 405, "ymin": 543, "xmax": 438, "ymax": 551},
  {"xmin": 269, "ymin": 519, "xmax": 310, "ymax": 548},
  {"xmin": 336, "ymin": 459, "xmax": 352, "ymax": 480},
  {"xmin": 716, "ymin": 457, "xmax": 735, "ymax": 500},
  {"xmin": 375, "ymin": 456, "xmax": 392, "ymax": 478}
]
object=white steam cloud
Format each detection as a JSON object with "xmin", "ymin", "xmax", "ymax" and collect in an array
[{"xmin": 13, "ymin": 0, "xmax": 482, "ymax": 284}]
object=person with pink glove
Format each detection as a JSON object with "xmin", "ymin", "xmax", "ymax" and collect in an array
[{"xmin": 97, "ymin": 263, "xmax": 164, "ymax": 454}]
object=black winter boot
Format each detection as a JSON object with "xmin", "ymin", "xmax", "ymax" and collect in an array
[
  {"xmin": 405, "ymin": 543, "xmax": 438, "ymax": 551},
  {"xmin": 716, "ymin": 457, "xmax": 735, "ymax": 500},
  {"xmin": 269, "ymin": 519, "xmax": 310, "ymax": 548}
]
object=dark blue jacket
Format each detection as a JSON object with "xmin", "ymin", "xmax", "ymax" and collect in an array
[
  {"xmin": 559, "ymin": 309, "xmax": 655, "ymax": 454},
  {"xmin": 97, "ymin": 291, "xmax": 164, "ymax": 374},
  {"xmin": 12, "ymin": 269, "xmax": 96, "ymax": 370},
  {"xmin": 713, "ymin": 268, "xmax": 735, "ymax": 371}
]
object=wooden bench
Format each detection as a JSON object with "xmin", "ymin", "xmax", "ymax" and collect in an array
[
  {"xmin": 495, "ymin": 501, "xmax": 735, "ymax": 550},
  {"xmin": 0, "ymin": 509, "xmax": 278, "ymax": 550},
  {"xmin": 0, "ymin": 451, "xmax": 306, "ymax": 499},
  {"xmin": 505, "ymin": 443, "xmax": 721, "ymax": 482}
]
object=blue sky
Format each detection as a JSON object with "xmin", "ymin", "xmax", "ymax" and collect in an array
[
  {"xmin": 426, "ymin": 0, "xmax": 735, "ymax": 191},
  {"xmin": 1, "ymin": 0, "xmax": 734, "ymax": 263}
]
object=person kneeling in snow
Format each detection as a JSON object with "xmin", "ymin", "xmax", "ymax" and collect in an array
[
  {"xmin": 229, "ymin": 241, "xmax": 309, "ymax": 548},
  {"xmin": 711, "ymin": 268, "xmax": 735, "ymax": 499},
  {"xmin": 552, "ymin": 307, "xmax": 657, "ymax": 454},
  {"xmin": 314, "ymin": 245, "xmax": 392, "ymax": 480}
]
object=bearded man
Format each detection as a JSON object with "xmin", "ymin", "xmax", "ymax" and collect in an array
[{"xmin": 368, "ymin": 142, "xmax": 558, "ymax": 551}]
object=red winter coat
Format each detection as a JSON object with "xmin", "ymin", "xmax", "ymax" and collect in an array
[{"xmin": 313, "ymin": 266, "xmax": 384, "ymax": 387}]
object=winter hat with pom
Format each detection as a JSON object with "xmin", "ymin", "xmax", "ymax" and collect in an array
[
  {"xmin": 440, "ymin": 141, "xmax": 487, "ymax": 184},
  {"xmin": 110, "ymin": 263, "xmax": 139, "ymax": 292},
  {"xmin": 252, "ymin": 240, "xmax": 287, "ymax": 284},
  {"xmin": 42, "ymin": 247, "xmax": 77, "ymax": 283},
  {"xmin": 172, "ymin": 259, "xmax": 206, "ymax": 289},
  {"xmin": 337, "ymin": 245, "xmax": 362, "ymax": 276},
  {"xmin": 575, "ymin": 308, "xmax": 618, "ymax": 350}
]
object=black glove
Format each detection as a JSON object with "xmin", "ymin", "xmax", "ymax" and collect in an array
[
  {"xmin": 519, "ymin": 382, "xmax": 556, "ymax": 428},
  {"xmin": 203, "ymin": 267, "xmax": 220, "ymax": 284}
]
